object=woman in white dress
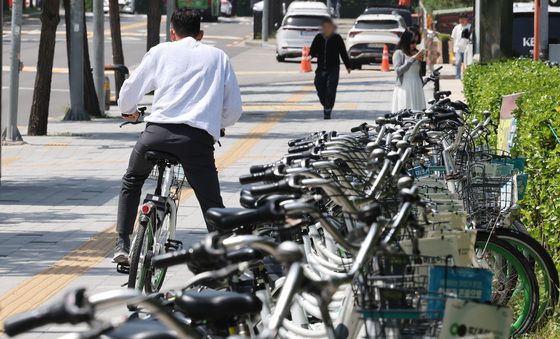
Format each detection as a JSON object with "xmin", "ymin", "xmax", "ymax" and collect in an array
[{"xmin": 391, "ymin": 29, "xmax": 426, "ymax": 113}]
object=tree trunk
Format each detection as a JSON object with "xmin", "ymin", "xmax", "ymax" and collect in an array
[
  {"xmin": 62, "ymin": 0, "xmax": 102, "ymax": 117},
  {"xmin": 147, "ymin": 0, "xmax": 161, "ymax": 51},
  {"xmin": 81, "ymin": 9, "xmax": 102, "ymax": 117},
  {"xmin": 27, "ymin": 0, "xmax": 60, "ymax": 136},
  {"xmin": 109, "ymin": 0, "xmax": 125, "ymax": 97}
]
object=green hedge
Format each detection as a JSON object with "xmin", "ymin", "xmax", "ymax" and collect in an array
[{"xmin": 463, "ymin": 59, "xmax": 560, "ymax": 264}]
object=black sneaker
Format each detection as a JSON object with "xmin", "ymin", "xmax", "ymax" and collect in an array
[
  {"xmin": 324, "ymin": 109, "xmax": 332, "ymax": 120},
  {"xmin": 112, "ymin": 234, "xmax": 130, "ymax": 264}
]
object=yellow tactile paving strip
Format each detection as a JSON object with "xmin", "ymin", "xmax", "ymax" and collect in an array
[
  {"xmin": 0, "ymin": 85, "xmax": 314, "ymax": 330},
  {"xmin": 243, "ymin": 103, "xmax": 358, "ymax": 112},
  {"xmin": 1, "ymin": 157, "xmax": 19, "ymax": 166}
]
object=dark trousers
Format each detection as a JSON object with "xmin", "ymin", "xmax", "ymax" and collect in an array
[
  {"xmin": 117, "ymin": 123, "xmax": 224, "ymax": 235},
  {"xmin": 314, "ymin": 67, "xmax": 340, "ymax": 111}
]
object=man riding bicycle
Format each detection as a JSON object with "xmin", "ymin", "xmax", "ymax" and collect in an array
[{"xmin": 113, "ymin": 9, "xmax": 243, "ymax": 263}]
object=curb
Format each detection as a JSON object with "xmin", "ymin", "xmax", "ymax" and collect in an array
[{"xmin": 244, "ymin": 39, "xmax": 276, "ymax": 48}]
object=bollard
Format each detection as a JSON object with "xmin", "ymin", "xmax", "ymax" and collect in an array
[
  {"xmin": 104, "ymin": 76, "xmax": 111, "ymax": 111},
  {"xmin": 104, "ymin": 64, "xmax": 129, "ymax": 104}
]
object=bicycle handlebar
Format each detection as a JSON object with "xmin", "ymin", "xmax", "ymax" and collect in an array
[
  {"xmin": 249, "ymin": 162, "xmax": 277, "ymax": 174},
  {"xmin": 119, "ymin": 106, "xmax": 147, "ymax": 128},
  {"xmin": 4, "ymin": 289, "xmax": 92, "ymax": 337},
  {"xmin": 239, "ymin": 167, "xmax": 284, "ymax": 185}
]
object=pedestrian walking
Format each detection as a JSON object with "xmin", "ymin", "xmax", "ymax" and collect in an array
[
  {"xmin": 112, "ymin": 9, "xmax": 243, "ymax": 263},
  {"xmin": 309, "ymin": 18, "xmax": 351, "ymax": 120},
  {"xmin": 451, "ymin": 13, "xmax": 471, "ymax": 79},
  {"xmin": 391, "ymin": 29, "xmax": 426, "ymax": 113}
]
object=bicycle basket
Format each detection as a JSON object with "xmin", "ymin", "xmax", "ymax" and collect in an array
[{"xmin": 462, "ymin": 163, "xmax": 515, "ymax": 227}]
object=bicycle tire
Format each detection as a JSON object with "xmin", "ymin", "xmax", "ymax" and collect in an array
[
  {"xmin": 475, "ymin": 230, "xmax": 539, "ymax": 335},
  {"xmin": 128, "ymin": 211, "xmax": 154, "ymax": 291},
  {"xmin": 493, "ymin": 227, "xmax": 559, "ymax": 326},
  {"xmin": 145, "ymin": 209, "xmax": 171, "ymax": 293}
]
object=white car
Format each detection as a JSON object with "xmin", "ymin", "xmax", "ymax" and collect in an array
[
  {"xmin": 275, "ymin": 2, "xmax": 330, "ymax": 62},
  {"xmin": 346, "ymin": 14, "xmax": 406, "ymax": 67},
  {"xmin": 285, "ymin": 1, "xmax": 329, "ymax": 15},
  {"xmin": 103, "ymin": 0, "xmax": 136, "ymax": 14},
  {"xmin": 220, "ymin": 0, "xmax": 232, "ymax": 17}
]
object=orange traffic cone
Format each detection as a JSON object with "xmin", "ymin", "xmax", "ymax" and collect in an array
[
  {"xmin": 300, "ymin": 46, "xmax": 312, "ymax": 73},
  {"xmin": 381, "ymin": 44, "xmax": 391, "ymax": 72}
]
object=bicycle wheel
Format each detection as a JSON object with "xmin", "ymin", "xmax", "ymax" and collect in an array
[
  {"xmin": 145, "ymin": 209, "xmax": 172, "ymax": 293},
  {"xmin": 494, "ymin": 227, "xmax": 559, "ymax": 327},
  {"xmin": 128, "ymin": 208, "xmax": 155, "ymax": 292},
  {"xmin": 475, "ymin": 231, "xmax": 539, "ymax": 335}
]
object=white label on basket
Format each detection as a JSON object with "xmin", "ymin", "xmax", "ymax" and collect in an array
[{"xmin": 439, "ymin": 299, "xmax": 512, "ymax": 339}]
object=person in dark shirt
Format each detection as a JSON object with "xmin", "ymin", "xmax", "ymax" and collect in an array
[{"xmin": 309, "ymin": 18, "xmax": 351, "ymax": 120}]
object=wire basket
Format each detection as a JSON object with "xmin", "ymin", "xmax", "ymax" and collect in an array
[
  {"xmin": 354, "ymin": 255, "xmax": 453, "ymax": 314},
  {"xmin": 148, "ymin": 165, "xmax": 189, "ymax": 201},
  {"xmin": 461, "ymin": 162, "xmax": 515, "ymax": 227},
  {"xmin": 354, "ymin": 254, "xmax": 493, "ymax": 337}
]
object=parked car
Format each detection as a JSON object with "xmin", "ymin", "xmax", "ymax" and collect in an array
[
  {"xmin": 347, "ymin": 14, "xmax": 406, "ymax": 39},
  {"xmin": 103, "ymin": 0, "xmax": 136, "ymax": 13},
  {"xmin": 363, "ymin": 7, "xmax": 412, "ymax": 27},
  {"xmin": 346, "ymin": 14, "xmax": 405, "ymax": 67},
  {"xmin": 285, "ymin": 1, "xmax": 329, "ymax": 15},
  {"xmin": 220, "ymin": 0, "xmax": 232, "ymax": 16},
  {"xmin": 275, "ymin": 2, "xmax": 330, "ymax": 62},
  {"xmin": 347, "ymin": 31, "xmax": 399, "ymax": 68}
]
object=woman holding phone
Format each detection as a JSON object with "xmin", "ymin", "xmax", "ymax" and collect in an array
[{"xmin": 391, "ymin": 29, "xmax": 426, "ymax": 113}]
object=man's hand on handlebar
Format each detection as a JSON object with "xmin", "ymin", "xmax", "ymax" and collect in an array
[
  {"xmin": 119, "ymin": 107, "xmax": 147, "ymax": 128},
  {"xmin": 121, "ymin": 111, "xmax": 141, "ymax": 123}
]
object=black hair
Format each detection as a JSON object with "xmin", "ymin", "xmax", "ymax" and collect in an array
[
  {"xmin": 171, "ymin": 8, "xmax": 201, "ymax": 37},
  {"xmin": 459, "ymin": 13, "xmax": 468, "ymax": 19},
  {"xmin": 321, "ymin": 17, "xmax": 334, "ymax": 25},
  {"xmin": 396, "ymin": 29, "xmax": 416, "ymax": 56},
  {"xmin": 408, "ymin": 25, "xmax": 422, "ymax": 44}
]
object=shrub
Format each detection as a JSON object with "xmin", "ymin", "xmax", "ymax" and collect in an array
[{"xmin": 463, "ymin": 59, "xmax": 560, "ymax": 266}]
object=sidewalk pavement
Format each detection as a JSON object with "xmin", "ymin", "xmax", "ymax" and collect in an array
[
  {"xmin": 0, "ymin": 67, "xmax": 398, "ymax": 338},
  {"xmin": 437, "ymin": 63, "xmax": 465, "ymax": 102}
]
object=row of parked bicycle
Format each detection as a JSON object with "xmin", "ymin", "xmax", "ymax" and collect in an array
[{"xmin": 4, "ymin": 86, "xmax": 558, "ymax": 338}]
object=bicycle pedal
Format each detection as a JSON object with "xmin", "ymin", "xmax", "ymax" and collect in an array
[
  {"xmin": 116, "ymin": 263, "xmax": 130, "ymax": 274},
  {"xmin": 165, "ymin": 239, "xmax": 183, "ymax": 251}
]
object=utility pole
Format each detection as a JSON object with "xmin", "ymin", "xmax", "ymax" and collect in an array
[
  {"xmin": 540, "ymin": 0, "xmax": 549, "ymax": 59},
  {"xmin": 1, "ymin": 0, "xmax": 3, "ymax": 185},
  {"xmin": 6, "ymin": 0, "xmax": 23, "ymax": 141},
  {"xmin": 262, "ymin": 0, "xmax": 269, "ymax": 42},
  {"xmin": 166, "ymin": 0, "xmax": 175, "ymax": 41},
  {"xmin": 93, "ymin": 0, "xmax": 105, "ymax": 112},
  {"xmin": 534, "ymin": 0, "xmax": 541, "ymax": 60},
  {"xmin": 66, "ymin": 0, "xmax": 88, "ymax": 120}
]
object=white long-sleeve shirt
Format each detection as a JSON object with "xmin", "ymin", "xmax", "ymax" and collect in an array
[
  {"xmin": 118, "ymin": 37, "xmax": 242, "ymax": 140},
  {"xmin": 451, "ymin": 23, "xmax": 471, "ymax": 53}
]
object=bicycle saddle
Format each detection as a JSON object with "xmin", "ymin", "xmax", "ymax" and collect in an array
[
  {"xmin": 205, "ymin": 203, "xmax": 285, "ymax": 233},
  {"xmin": 239, "ymin": 189, "xmax": 257, "ymax": 208},
  {"xmin": 144, "ymin": 151, "xmax": 180, "ymax": 166},
  {"xmin": 102, "ymin": 317, "xmax": 176, "ymax": 339},
  {"xmin": 239, "ymin": 190, "xmax": 298, "ymax": 209},
  {"xmin": 175, "ymin": 290, "xmax": 262, "ymax": 320}
]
